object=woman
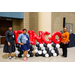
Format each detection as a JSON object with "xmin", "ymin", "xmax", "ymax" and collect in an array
[
  {"xmin": 17, "ymin": 29, "xmax": 30, "ymax": 61},
  {"xmin": 3, "ymin": 26, "xmax": 15, "ymax": 59},
  {"xmin": 61, "ymin": 27, "xmax": 70, "ymax": 58}
]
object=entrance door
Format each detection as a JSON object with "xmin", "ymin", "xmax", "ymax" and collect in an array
[{"xmin": 0, "ymin": 19, "xmax": 12, "ymax": 45}]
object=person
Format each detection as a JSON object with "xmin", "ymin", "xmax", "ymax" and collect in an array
[
  {"xmin": 17, "ymin": 29, "xmax": 30, "ymax": 61},
  {"xmin": 3, "ymin": 26, "xmax": 15, "ymax": 59},
  {"xmin": 60, "ymin": 27, "xmax": 70, "ymax": 58}
]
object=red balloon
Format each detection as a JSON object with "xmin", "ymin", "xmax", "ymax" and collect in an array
[
  {"xmin": 14, "ymin": 30, "xmax": 23, "ymax": 44},
  {"xmin": 33, "ymin": 31, "xmax": 42, "ymax": 44},
  {"xmin": 41, "ymin": 31, "xmax": 52, "ymax": 44},
  {"xmin": 39, "ymin": 31, "xmax": 43, "ymax": 43},
  {"xmin": 52, "ymin": 31, "xmax": 61, "ymax": 44}
]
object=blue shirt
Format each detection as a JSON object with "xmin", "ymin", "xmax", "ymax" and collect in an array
[{"xmin": 17, "ymin": 33, "xmax": 30, "ymax": 44}]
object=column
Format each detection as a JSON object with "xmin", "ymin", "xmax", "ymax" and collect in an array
[{"xmin": 38, "ymin": 12, "xmax": 52, "ymax": 39}]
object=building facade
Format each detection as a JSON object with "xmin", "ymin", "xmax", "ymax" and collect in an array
[{"xmin": 0, "ymin": 12, "xmax": 75, "ymax": 45}]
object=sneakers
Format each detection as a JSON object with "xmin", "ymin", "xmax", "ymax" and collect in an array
[
  {"xmin": 8, "ymin": 56, "xmax": 13, "ymax": 59},
  {"xmin": 23, "ymin": 57, "xmax": 28, "ymax": 61}
]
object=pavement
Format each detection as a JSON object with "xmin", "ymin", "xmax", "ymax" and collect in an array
[{"xmin": 0, "ymin": 47, "xmax": 75, "ymax": 62}]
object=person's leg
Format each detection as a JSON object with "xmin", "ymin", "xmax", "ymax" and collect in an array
[
  {"xmin": 23, "ymin": 50, "xmax": 28, "ymax": 58},
  {"xmin": 8, "ymin": 53, "xmax": 11, "ymax": 57},
  {"xmin": 64, "ymin": 47, "xmax": 67, "ymax": 57}
]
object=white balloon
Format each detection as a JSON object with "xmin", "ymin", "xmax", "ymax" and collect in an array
[
  {"xmin": 56, "ymin": 44, "xmax": 60, "ymax": 48},
  {"xmin": 39, "ymin": 44, "xmax": 43, "ymax": 48},
  {"xmin": 51, "ymin": 46, "xmax": 54, "ymax": 50},
  {"xmin": 43, "ymin": 50, "xmax": 47, "ymax": 54},
  {"xmin": 38, "ymin": 50, "xmax": 42, "ymax": 55},
  {"xmin": 53, "ymin": 53, "xmax": 57, "ymax": 57},
  {"xmin": 26, "ymin": 54, "xmax": 30, "ymax": 58},
  {"xmin": 35, "ymin": 46, "xmax": 37, "ymax": 49},
  {"xmin": 47, "ymin": 44, "xmax": 51, "ymax": 48},
  {"xmin": 35, "ymin": 49, "xmax": 38, "ymax": 53},
  {"xmin": 45, "ymin": 54, "xmax": 49, "ymax": 57},
  {"xmin": 51, "ymin": 50, "xmax": 55, "ymax": 53},
  {"xmin": 15, "ymin": 50, "xmax": 20, "ymax": 56},
  {"xmin": 21, "ymin": 54, "xmax": 24, "ymax": 57},
  {"xmin": 49, "ymin": 48, "xmax": 52, "ymax": 51},
  {"xmin": 41, "ymin": 47, "xmax": 45, "ymax": 50}
]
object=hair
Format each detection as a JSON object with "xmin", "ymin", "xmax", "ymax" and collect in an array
[
  {"xmin": 8, "ymin": 25, "xmax": 12, "ymax": 28},
  {"xmin": 23, "ymin": 29, "xmax": 27, "ymax": 31}
]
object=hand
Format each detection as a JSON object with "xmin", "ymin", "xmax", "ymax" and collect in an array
[
  {"xmin": 8, "ymin": 42, "xmax": 10, "ymax": 46},
  {"xmin": 63, "ymin": 42, "xmax": 66, "ymax": 44},
  {"xmin": 20, "ymin": 43, "xmax": 24, "ymax": 45}
]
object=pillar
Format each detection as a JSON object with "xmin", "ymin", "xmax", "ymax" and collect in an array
[{"xmin": 38, "ymin": 12, "xmax": 52, "ymax": 40}]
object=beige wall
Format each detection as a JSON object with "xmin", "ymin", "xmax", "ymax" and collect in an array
[
  {"xmin": 13, "ymin": 12, "xmax": 38, "ymax": 34},
  {"xmin": 13, "ymin": 12, "xmax": 75, "ymax": 36},
  {"xmin": 51, "ymin": 12, "xmax": 75, "ymax": 34}
]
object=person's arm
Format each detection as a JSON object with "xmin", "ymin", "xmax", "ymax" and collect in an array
[
  {"xmin": 64, "ymin": 32, "xmax": 69, "ymax": 43},
  {"xmin": 5, "ymin": 31, "xmax": 10, "ymax": 46},
  {"xmin": 17, "ymin": 34, "xmax": 24, "ymax": 45}
]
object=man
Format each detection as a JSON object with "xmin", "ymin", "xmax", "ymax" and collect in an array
[{"xmin": 3, "ymin": 26, "xmax": 15, "ymax": 59}]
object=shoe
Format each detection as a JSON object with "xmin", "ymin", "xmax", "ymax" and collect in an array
[
  {"xmin": 23, "ymin": 58, "xmax": 28, "ymax": 61},
  {"xmin": 8, "ymin": 56, "xmax": 12, "ymax": 59}
]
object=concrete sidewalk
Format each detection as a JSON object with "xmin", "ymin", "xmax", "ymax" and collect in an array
[{"xmin": 0, "ymin": 47, "xmax": 75, "ymax": 62}]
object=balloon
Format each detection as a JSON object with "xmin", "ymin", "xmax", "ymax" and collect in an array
[
  {"xmin": 41, "ymin": 31, "xmax": 52, "ymax": 44},
  {"xmin": 35, "ymin": 53, "xmax": 39, "ymax": 57},
  {"xmin": 52, "ymin": 31, "xmax": 61, "ymax": 44},
  {"xmin": 39, "ymin": 44, "xmax": 43, "ymax": 48},
  {"xmin": 43, "ymin": 50, "xmax": 47, "ymax": 54},
  {"xmin": 53, "ymin": 53, "xmax": 57, "ymax": 57},
  {"xmin": 37, "ymin": 47, "xmax": 41, "ymax": 50},
  {"xmin": 43, "ymin": 43, "xmax": 47, "ymax": 47},
  {"xmin": 18, "ymin": 53, "xmax": 22, "ymax": 58},
  {"xmin": 47, "ymin": 44, "xmax": 51, "ymax": 48},
  {"xmin": 45, "ymin": 47, "xmax": 49, "ymax": 52},
  {"xmin": 45, "ymin": 54, "xmax": 49, "ymax": 57},
  {"xmin": 38, "ymin": 50, "xmax": 42, "ymax": 55},
  {"xmin": 51, "ymin": 50, "xmax": 55, "ymax": 53},
  {"xmin": 28, "ymin": 30, "xmax": 36, "ymax": 45},
  {"xmin": 21, "ymin": 54, "xmax": 24, "ymax": 57},
  {"xmin": 42, "ymin": 54, "xmax": 45, "ymax": 57},
  {"xmin": 30, "ymin": 53, "xmax": 34, "ymax": 57},
  {"xmin": 47, "ymin": 50, "xmax": 52, "ymax": 57},
  {"xmin": 17, "ymin": 48, "xmax": 21, "ymax": 51},
  {"xmin": 16, "ymin": 44, "xmax": 20, "ymax": 48},
  {"xmin": 39, "ymin": 31, "xmax": 43, "ymax": 43},
  {"xmin": 14, "ymin": 30, "xmax": 23, "ymax": 44},
  {"xmin": 41, "ymin": 47, "xmax": 45, "ymax": 50},
  {"xmin": 30, "ymin": 47, "xmax": 34, "ymax": 51},
  {"xmin": 20, "ymin": 50, "xmax": 23, "ymax": 54},
  {"xmin": 15, "ymin": 50, "xmax": 20, "ymax": 56},
  {"xmin": 36, "ymin": 43, "xmax": 39, "ymax": 47},
  {"xmin": 26, "ymin": 54, "xmax": 30, "ymax": 58},
  {"xmin": 28, "ymin": 51, "xmax": 32, "ymax": 54},
  {"xmin": 56, "ymin": 44, "xmax": 60, "ymax": 48},
  {"xmin": 52, "ymin": 43, "xmax": 56, "ymax": 47},
  {"xmin": 33, "ymin": 32, "xmax": 42, "ymax": 44},
  {"xmin": 35, "ymin": 49, "xmax": 38, "ymax": 53}
]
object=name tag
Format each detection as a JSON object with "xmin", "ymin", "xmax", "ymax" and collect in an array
[{"xmin": 12, "ymin": 35, "xmax": 14, "ymax": 38}]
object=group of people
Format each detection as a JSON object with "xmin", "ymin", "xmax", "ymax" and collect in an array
[{"xmin": 3, "ymin": 26, "xmax": 70, "ymax": 61}]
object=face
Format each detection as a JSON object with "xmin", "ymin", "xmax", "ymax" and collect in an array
[
  {"xmin": 23, "ymin": 30, "xmax": 27, "ymax": 34},
  {"xmin": 9, "ymin": 27, "xmax": 12, "ymax": 31},
  {"xmin": 63, "ymin": 28, "xmax": 67, "ymax": 32}
]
